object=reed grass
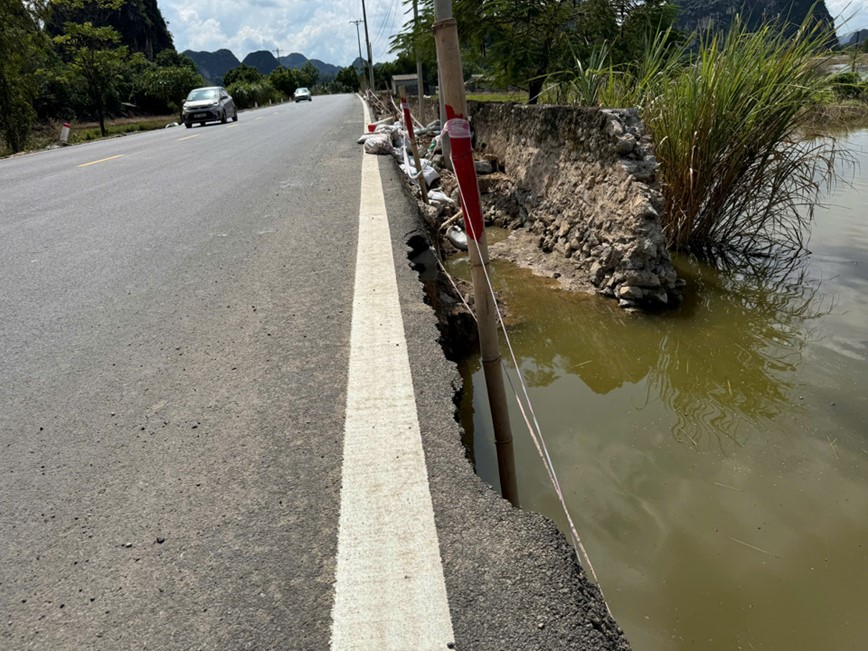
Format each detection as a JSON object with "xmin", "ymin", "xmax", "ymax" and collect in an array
[
  {"xmin": 643, "ymin": 18, "xmax": 840, "ymax": 256},
  {"xmin": 554, "ymin": 15, "xmax": 845, "ymax": 258}
]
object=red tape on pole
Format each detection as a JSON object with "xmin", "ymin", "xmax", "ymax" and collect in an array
[
  {"xmin": 444, "ymin": 118, "xmax": 483, "ymax": 241},
  {"xmin": 400, "ymin": 100, "xmax": 416, "ymax": 141}
]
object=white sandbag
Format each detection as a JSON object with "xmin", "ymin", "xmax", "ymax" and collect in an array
[
  {"xmin": 428, "ymin": 189, "xmax": 454, "ymax": 206},
  {"xmin": 421, "ymin": 163, "xmax": 440, "ymax": 186},
  {"xmin": 357, "ymin": 133, "xmax": 380, "ymax": 144},
  {"xmin": 446, "ymin": 225, "xmax": 468, "ymax": 251},
  {"xmin": 364, "ymin": 134, "xmax": 393, "ymax": 155}
]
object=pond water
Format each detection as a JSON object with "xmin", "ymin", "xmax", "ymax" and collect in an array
[{"xmin": 452, "ymin": 130, "xmax": 868, "ymax": 650}]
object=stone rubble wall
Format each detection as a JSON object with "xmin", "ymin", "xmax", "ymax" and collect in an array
[{"xmin": 469, "ymin": 102, "xmax": 681, "ymax": 309}]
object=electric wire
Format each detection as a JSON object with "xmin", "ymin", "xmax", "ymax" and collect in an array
[{"xmin": 372, "ymin": 0, "xmax": 401, "ymax": 53}]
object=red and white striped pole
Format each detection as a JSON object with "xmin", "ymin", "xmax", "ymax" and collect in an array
[
  {"xmin": 445, "ymin": 115, "xmax": 519, "ymax": 507},
  {"xmin": 399, "ymin": 86, "xmax": 429, "ymax": 204}
]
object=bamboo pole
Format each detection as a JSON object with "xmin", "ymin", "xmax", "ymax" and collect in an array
[
  {"xmin": 399, "ymin": 87, "xmax": 430, "ymax": 204},
  {"xmin": 432, "ymin": 0, "xmax": 453, "ymax": 167},
  {"xmin": 433, "ymin": 2, "xmax": 519, "ymax": 508}
]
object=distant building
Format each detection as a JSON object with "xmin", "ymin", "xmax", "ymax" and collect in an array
[{"xmin": 392, "ymin": 74, "xmax": 419, "ymax": 96}]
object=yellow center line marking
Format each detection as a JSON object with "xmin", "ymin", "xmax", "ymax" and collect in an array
[
  {"xmin": 255, "ymin": 117, "xmax": 264, "ymax": 121},
  {"xmin": 177, "ymin": 134, "xmax": 199, "ymax": 141},
  {"xmin": 78, "ymin": 154, "xmax": 124, "ymax": 168},
  {"xmin": 227, "ymin": 124, "xmax": 238, "ymax": 128}
]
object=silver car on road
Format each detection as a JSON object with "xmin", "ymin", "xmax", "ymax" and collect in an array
[{"xmin": 182, "ymin": 87, "xmax": 237, "ymax": 128}]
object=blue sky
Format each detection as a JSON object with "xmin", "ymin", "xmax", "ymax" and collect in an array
[{"xmin": 161, "ymin": 0, "xmax": 868, "ymax": 67}]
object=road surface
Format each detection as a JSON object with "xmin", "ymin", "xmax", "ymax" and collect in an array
[{"xmin": 0, "ymin": 95, "xmax": 628, "ymax": 650}]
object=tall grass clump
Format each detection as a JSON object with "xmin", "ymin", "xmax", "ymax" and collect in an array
[
  {"xmin": 640, "ymin": 17, "xmax": 839, "ymax": 256},
  {"xmin": 547, "ymin": 44, "xmax": 614, "ymax": 106}
]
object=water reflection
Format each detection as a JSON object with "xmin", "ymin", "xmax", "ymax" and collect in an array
[
  {"xmin": 451, "ymin": 246, "xmax": 832, "ymax": 450},
  {"xmin": 657, "ymin": 253, "xmax": 833, "ymax": 447}
]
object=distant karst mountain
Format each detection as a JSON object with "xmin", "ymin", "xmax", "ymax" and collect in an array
[
  {"xmin": 278, "ymin": 53, "xmax": 341, "ymax": 82},
  {"xmin": 279, "ymin": 52, "xmax": 310, "ymax": 69},
  {"xmin": 842, "ymin": 29, "xmax": 868, "ymax": 47},
  {"xmin": 182, "ymin": 49, "xmax": 241, "ymax": 85},
  {"xmin": 674, "ymin": 0, "xmax": 834, "ymax": 35},
  {"xmin": 243, "ymin": 51, "xmax": 280, "ymax": 75},
  {"xmin": 351, "ymin": 57, "xmax": 368, "ymax": 73},
  {"xmin": 182, "ymin": 49, "xmax": 345, "ymax": 84}
]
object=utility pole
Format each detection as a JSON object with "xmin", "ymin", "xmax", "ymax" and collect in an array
[
  {"xmin": 432, "ymin": 0, "xmax": 519, "ymax": 507},
  {"xmin": 350, "ymin": 20, "xmax": 365, "ymax": 83},
  {"xmin": 432, "ymin": 1, "xmax": 451, "ymax": 167},
  {"xmin": 360, "ymin": 0, "xmax": 376, "ymax": 92},
  {"xmin": 274, "ymin": 47, "xmax": 282, "ymax": 67}
]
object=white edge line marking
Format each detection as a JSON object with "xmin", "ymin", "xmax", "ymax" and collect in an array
[{"xmin": 329, "ymin": 98, "xmax": 455, "ymax": 650}]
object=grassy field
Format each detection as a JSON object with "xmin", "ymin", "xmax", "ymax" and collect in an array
[
  {"xmin": 68, "ymin": 115, "xmax": 178, "ymax": 143},
  {"xmin": 1, "ymin": 114, "xmax": 178, "ymax": 157}
]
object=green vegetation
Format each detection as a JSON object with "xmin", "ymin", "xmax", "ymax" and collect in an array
[
  {"xmin": 0, "ymin": 0, "xmax": 184, "ymax": 153},
  {"xmin": 52, "ymin": 0, "xmax": 131, "ymax": 137},
  {"xmin": 637, "ymin": 20, "xmax": 840, "ymax": 255},
  {"xmin": 0, "ymin": 0, "xmax": 362, "ymax": 156},
  {"xmin": 0, "ymin": 0, "xmax": 47, "ymax": 152},
  {"xmin": 135, "ymin": 50, "xmax": 205, "ymax": 122},
  {"xmin": 545, "ymin": 16, "xmax": 851, "ymax": 257},
  {"xmin": 392, "ymin": 1, "xmax": 856, "ymax": 261},
  {"xmin": 391, "ymin": 1, "xmax": 685, "ymax": 102}
]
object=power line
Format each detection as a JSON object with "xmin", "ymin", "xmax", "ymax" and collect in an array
[{"xmin": 372, "ymin": 0, "xmax": 400, "ymax": 52}]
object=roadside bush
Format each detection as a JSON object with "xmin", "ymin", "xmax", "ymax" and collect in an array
[
  {"xmin": 226, "ymin": 81, "xmax": 282, "ymax": 109},
  {"xmin": 830, "ymin": 71, "xmax": 868, "ymax": 100},
  {"xmin": 268, "ymin": 66, "xmax": 298, "ymax": 98},
  {"xmin": 0, "ymin": 83, "xmax": 36, "ymax": 153}
]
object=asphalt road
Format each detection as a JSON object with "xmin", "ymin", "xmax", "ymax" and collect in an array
[{"xmin": 1, "ymin": 96, "xmax": 629, "ymax": 650}]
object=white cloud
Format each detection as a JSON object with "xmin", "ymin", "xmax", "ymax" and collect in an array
[
  {"xmin": 162, "ymin": 0, "xmax": 409, "ymax": 67},
  {"xmin": 826, "ymin": 0, "xmax": 868, "ymax": 33}
]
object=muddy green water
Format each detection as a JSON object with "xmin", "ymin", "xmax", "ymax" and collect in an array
[{"xmin": 453, "ymin": 131, "xmax": 868, "ymax": 650}]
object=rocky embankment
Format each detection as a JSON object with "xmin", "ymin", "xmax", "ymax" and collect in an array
[
  {"xmin": 468, "ymin": 102, "xmax": 682, "ymax": 309},
  {"xmin": 365, "ymin": 97, "xmax": 682, "ymax": 310}
]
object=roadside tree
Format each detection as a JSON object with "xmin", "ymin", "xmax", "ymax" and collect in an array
[
  {"xmin": 223, "ymin": 64, "xmax": 262, "ymax": 87},
  {"xmin": 0, "ymin": 0, "xmax": 47, "ymax": 152},
  {"xmin": 268, "ymin": 66, "xmax": 299, "ymax": 98},
  {"xmin": 53, "ymin": 17, "xmax": 128, "ymax": 137},
  {"xmin": 297, "ymin": 61, "xmax": 319, "ymax": 88},
  {"xmin": 334, "ymin": 66, "xmax": 361, "ymax": 93},
  {"xmin": 138, "ymin": 54, "xmax": 205, "ymax": 120}
]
